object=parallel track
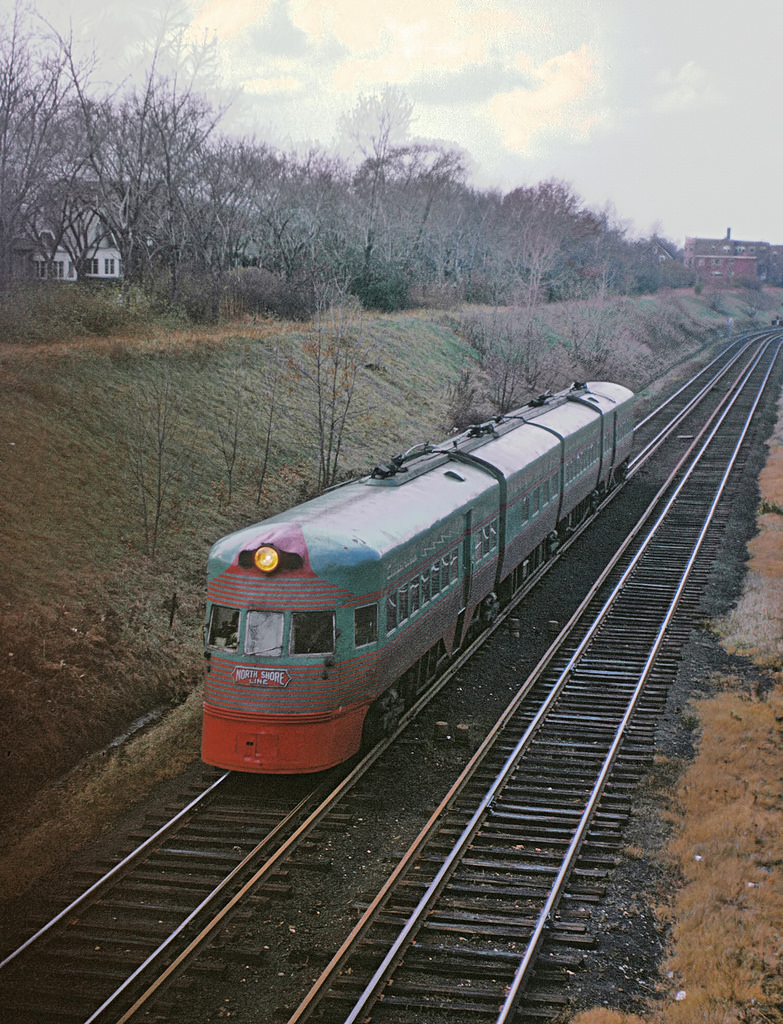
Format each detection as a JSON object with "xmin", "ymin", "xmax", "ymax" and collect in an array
[
  {"xmin": 0, "ymin": 333, "xmax": 778, "ymax": 1023},
  {"xmin": 284, "ymin": 337, "xmax": 781, "ymax": 1023}
]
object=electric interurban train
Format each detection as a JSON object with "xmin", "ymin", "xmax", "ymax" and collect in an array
[{"xmin": 201, "ymin": 380, "xmax": 635, "ymax": 774}]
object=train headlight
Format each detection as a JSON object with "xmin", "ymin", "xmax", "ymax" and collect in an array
[{"xmin": 254, "ymin": 546, "xmax": 280, "ymax": 573}]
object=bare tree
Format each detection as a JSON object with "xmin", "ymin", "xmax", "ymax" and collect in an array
[
  {"xmin": 251, "ymin": 339, "xmax": 283, "ymax": 505},
  {"xmin": 339, "ymin": 86, "xmax": 413, "ymax": 273},
  {"xmin": 210, "ymin": 356, "xmax": 245, "ymax": 506},
  {"xmin": 146, "ymin": 73, "xmax": 221, "ymax": 305},
  {"xmin": 62, "ymin": 25, "xmax": 222, "ymax": 299},
  {"xmin": 289, "ymin": 293, "xmax": 370, "ymax": 491},
  {"xmin": 124, "ymin": 357, "xmax": 192, "ymax": 556},
  {"xmin": 0, "ymin": 7, "xmax": 76, "ymax": 287},
  {"xmin": 551, "ymin": 268, "xmax": 609, "ymax": 364},
  {"xmin": 182, "ymin": 137, "xmax": 262, "ymax": 316},
  {"xmin": 463, "ymin": 308, "xmax": 542, "ymax": 412}
]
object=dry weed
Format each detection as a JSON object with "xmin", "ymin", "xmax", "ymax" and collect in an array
[
  {"xmin": 574, "ymin": 358, "xmax": 783, "ymax": 1024},
  {"xmin": 568, "ymin": 1014, "xmax": 646, "ymax": 1024},
  {"xmin": 0, "ymin": 690, "xmax": 202, "ymax": 897}
]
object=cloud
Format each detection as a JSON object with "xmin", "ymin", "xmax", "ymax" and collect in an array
[
  {"xmin": 244, "ymin": 74, "xmax": 303, "ymax": 96},
  {"xmin": 651, "ymin": 61, "xmax": 718, "ymax": 113},
  {"xmin": 289, "ymin": 0, "xmax": 531, "ymax": 95},
  {"xmin": 189, "ymin": 0, "xmax": 275, "ymax": 43},
  {"xmin": 488, "ymin": 45, "xmax": 604, "ymax": 154},
  {"xmin": 413, "ymin": 63, "xmax": 534, "ymax": 106}
]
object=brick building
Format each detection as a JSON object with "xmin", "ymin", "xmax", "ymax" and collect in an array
[{"xmin": 683, "ymin": 228, "xmax": 783, "ymax": 285}]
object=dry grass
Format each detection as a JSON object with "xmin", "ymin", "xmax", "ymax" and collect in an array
[
  {"xmin": 0, "ymin": 690, "xmax": 203, "ymax": 896},
  {"xmin": 717, "ymin": 394, "xmax": 783, "ymax": 670},
  {"xmin": 571, "ymin": 385, "xmax": 783, "ymax": 1024},
  {"xmin": 657, "ymin": 685, "xmax": 783, "ymax": 1021}
]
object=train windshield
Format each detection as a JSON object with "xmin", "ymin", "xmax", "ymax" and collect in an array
[
  {"xmin": 207, "ymin": 606, "xmax": 239, "ymax": 650},
  {"xmin": 245, "ymin": 611, "xmax": 284, "ymax": 656},
  {"xmin": 291, "ymin": 610, "xmax": 335, "ymax": 655}
]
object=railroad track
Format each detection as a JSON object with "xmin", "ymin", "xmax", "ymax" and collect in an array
[
  {"xmin": 0, "ymin": 334, "xmax": 778, "ymax": 1023},
  {"xmin": 281, "ymin": 337, "xmax": 781, "ymax": 1023},
  {"xmin": 0, "ymin": 772, "xmax": 337, "ymax": 1023}
]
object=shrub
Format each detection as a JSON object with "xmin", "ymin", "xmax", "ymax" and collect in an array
[
  {"xmin": 350, "ymin": 256, "xmax": 411, "ymax": 311},
  {"xmin": 0, "ymin": 282, "xmax": 150, "ymax": 341},
  {"xmin": 228, "ymin": 267, "xmax": 317, "ymax": 320}
]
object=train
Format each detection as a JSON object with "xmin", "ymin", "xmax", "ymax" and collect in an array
[{"xmin": 201, "ymin": 380, "xmax": 635, "ymax": 774}]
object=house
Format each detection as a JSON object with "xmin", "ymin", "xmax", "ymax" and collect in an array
[
  {"xmin": 649, "ymin": 236, "xmax": 679, "ymax": 262},
  {"xmin": 15, "ymin": 196, "xmax": 123, "ymax": 284},
  {"xmin": 31, "ymin": 243, "xmax": 123, "ymax": 282}
]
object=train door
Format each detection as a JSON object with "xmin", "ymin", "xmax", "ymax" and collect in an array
[
  {"xmin": 454, "ymin": 509, "xmax": 474, "ymax": 647},
  {"xmin": 607, "ymin": 409, "xmax": 619, "ymax": 483}
]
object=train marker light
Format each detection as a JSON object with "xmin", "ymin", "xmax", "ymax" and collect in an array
[{"xmin": 254, "ymin": 546, "xmax": 280, "ymax": 573}]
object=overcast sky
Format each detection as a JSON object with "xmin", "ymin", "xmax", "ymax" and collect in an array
[{"xmin": 21, "ymin": 0, "xmax": 783, "ymax": 245}]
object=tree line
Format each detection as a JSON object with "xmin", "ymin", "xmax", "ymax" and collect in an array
[{"xmin": 0, "ymin": 6, "xmax": 693, "ymax": 322}]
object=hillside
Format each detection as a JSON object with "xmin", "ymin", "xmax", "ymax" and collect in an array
[{"xmin": 1, "ymin": 287, "xmax": 780, "ymax": 832}]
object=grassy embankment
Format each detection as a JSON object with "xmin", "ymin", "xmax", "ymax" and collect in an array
[
  {"xmin": 572, "ymin": 357, "xmax": 783, "ymax": 1020},
  {"xmin": 0, "ymin": 286, "xmax": 780, "ymax": 906}
]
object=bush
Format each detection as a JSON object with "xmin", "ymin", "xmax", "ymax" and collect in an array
[
  {"xmin": 0, "ymin": 282, "xmax": 149, "ymax": 341},
  {"xmin": 228, "ymin": 267, "xmax": 317, "ymax": 320},
  {"xmin": 350, "ymin": 256, "xmax": 411, "ymax": 311}
]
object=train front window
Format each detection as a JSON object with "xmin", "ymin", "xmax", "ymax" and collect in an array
[
  {"xmin": 291, "ymin": 610, "xmax": 335, "ymax": 655},
  {"xmin": 245, "ymin": 611, "xmax": 284, "ymax": 656},
  {"xmin": 208, "ymin": 606, "xmax": 239, "ymax": 650}
]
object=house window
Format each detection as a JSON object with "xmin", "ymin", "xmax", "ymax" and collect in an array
[
  {"xmin": 53, "ymin": 261, "xmax": 65, "ymax": 279},
  {"xmin": 88, "ymin": 259, "xmax": 99, "ymax": 275},
  {"xmin": 35, "ymin": 261, "xmax": 46, "ymax": 279},
  {"xmin": 104, "ymin": 258, "xmax": 115, "ymax": 275}
]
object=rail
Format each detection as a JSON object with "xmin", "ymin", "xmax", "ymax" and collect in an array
[{"xmin": 285, "ymin": 337, "xmax": 780, "ymax": 1022}]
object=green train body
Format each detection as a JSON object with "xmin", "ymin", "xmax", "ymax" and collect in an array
[{"xmin": 202, "ymin": 380, "xmax": 635, "ymax": 773}]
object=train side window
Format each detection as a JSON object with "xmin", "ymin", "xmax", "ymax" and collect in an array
[
  {"xmin": 420, "ymin": 569, "xmax": 430, "ymax": 605},
  {"xmin": 427, "ymin": 562, "xmax": 437, "ymax": 598},
  {"xmin": 354, "ymin": 604, "xmax": 378, "ymax": 647},
  {"xmin": 448, "ymin": 548, "xmax": 459, "ymax": 583},
  {"xmin": 207, "ymin": 605, "xmax": 239, "ymax": 650},
  {"xmin": 409, "ymin": 577, "xmax": 420, "ymax": 616},
  {"xmin": 291, "ymin": 610, "xmax": 335, "ymax": 655},
  {"xmin": 398, "ymin": 583, "xmax": 409, "ymax": 623},
  {"xmin": 474, "ymin": 521, "xmax": 498, "ymax": 560},
  {"xmin": 441, "ymin": 552, "xmax": 450, "ymax": 585},
  {"xmin": 245, "ymin": 611, "xmax": 284, "ymax": 656},
  {"xmin": 386, "ymin": 592, "xmax": 397, "ymax": 634}
]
